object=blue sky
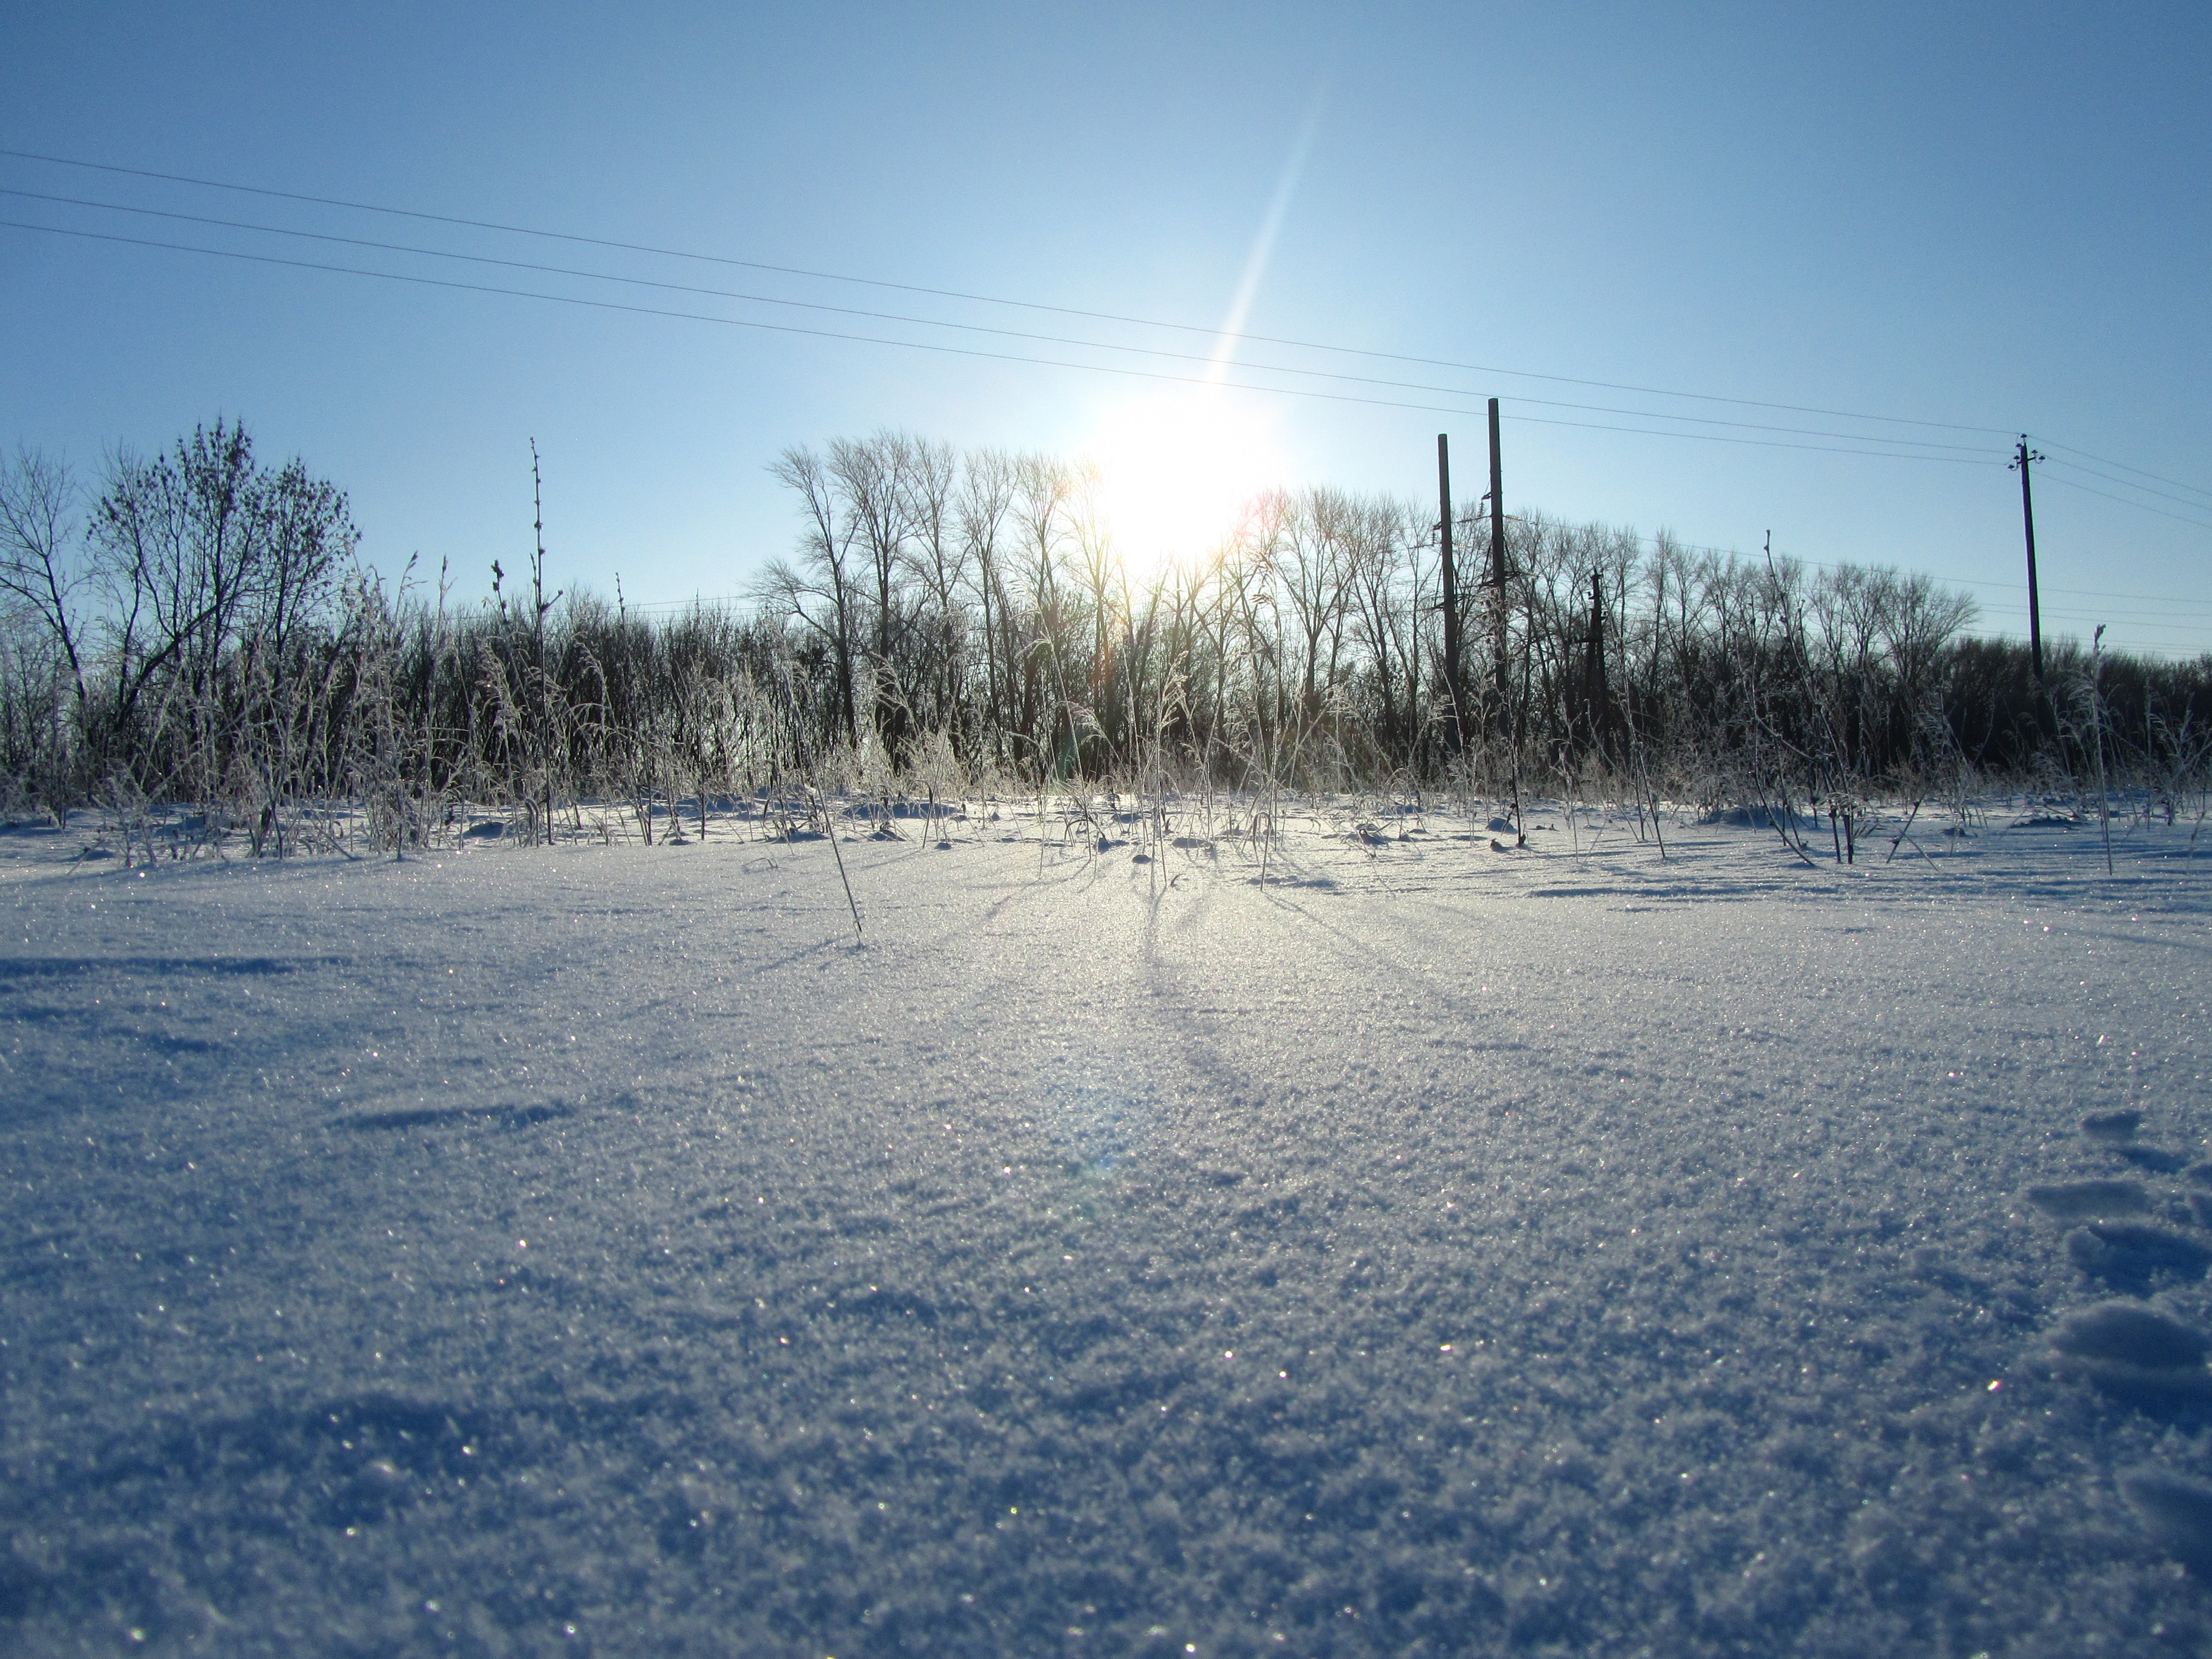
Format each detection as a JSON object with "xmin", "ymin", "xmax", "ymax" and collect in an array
[{"xmin": 4, "ymin": 2, "xmax": 2207, "ymax": 655}]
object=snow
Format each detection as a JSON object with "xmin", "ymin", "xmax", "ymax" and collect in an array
[{"xmin": 3, "ymin": 801, "xmax": 2208, "ymax": 1655}]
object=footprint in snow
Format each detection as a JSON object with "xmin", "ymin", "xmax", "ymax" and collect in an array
[
  {"xmin": 2050, "ymin": 1302, "xmax": 2212, "ymax": 1404},
  {"xmin": 2055, "ymin": 1302, "xmax": 2211, "ymax": 1368},
  {"xmin": 2078, "ymin": 1109, "xmax": 2192, "ymax": 1174},
  {"xmin": 2083, "ymin": 1109, "xmax": 2145, "ymax": 1143},
  {"xmin": 2123, "ymin": 1471, "xmax": 2212, "ymax": 1574},
  {"xmin": 2066, "ymin": 1223, "xmax": 2212, "ymax": 1292},
  {"xmin": 2029, "ymin": 1130, "xmax": 2212, "ymax": 1571},
  {"xmin": 2114, "ymin": 1144, "xmax": 2189, "ymax": 1174},
  {"xmin": 2173, "ymin": 1166, "xmax": 2212, "ymax": 1229},
  {"xmin": 2027, "ymin": 1179, "xmax": 2149, "ymax": 1221}
]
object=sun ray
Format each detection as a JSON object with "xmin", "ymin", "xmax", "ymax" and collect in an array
[{"xmin": 1207, "ymin": 83, "xmax": 1329, "ymax": 384}]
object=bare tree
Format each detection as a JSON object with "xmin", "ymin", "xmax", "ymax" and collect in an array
[
  {"xmin": 86, "ymin": 420, "xmax": 355, "ymax": 824},
  {"xmin": 829, "ymin": 430, "xmax": 917, "ymax": 748},
  {"xmin": 956, "ymin": 447, "xmax": 1018, "ymax": 760},
  {"xmin": 900, "ymin": 436, "xmax": 966, "ymax": 742},
  {"xmin": 1279, "ymin": 486, "xmax": 1356, "ymax": 725},
  {"xmin": 1011, "ymin": 452, "xmax": 1078, "ymax": 767},
  {"xmin": 0, "ymin": 447, "xmax": 89, "ymax": 719},
  {"xmin": 763, "ymin": 444, "xmax": 859, "ymax": 742}
]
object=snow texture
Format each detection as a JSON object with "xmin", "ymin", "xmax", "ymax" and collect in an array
[{"xmin": 3, "ymin": 799, "xmax": 2210, "ymax": 1655}]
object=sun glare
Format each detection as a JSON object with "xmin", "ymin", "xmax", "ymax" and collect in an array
[{"xmin": 1082, "ymin": 391, "xmax": 1281, "ymax": 580}]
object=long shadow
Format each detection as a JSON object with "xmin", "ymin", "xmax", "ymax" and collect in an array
[
  {"xmin": 0, "ymin": 954, "xmax": 344, "ymax": 982},
  {"xmin": 335, "ymin": 1102, "xmax": 571, "ymax": 1133}
]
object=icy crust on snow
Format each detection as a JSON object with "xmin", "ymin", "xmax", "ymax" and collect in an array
[{"xmin": 2, "ymin": 806, "xmax": 2210, "ymax": 1655}]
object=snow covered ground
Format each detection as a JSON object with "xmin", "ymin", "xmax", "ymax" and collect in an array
[{"xmin": 3, "ymin": 796, "xmax": 2208, "ymax": 1656}]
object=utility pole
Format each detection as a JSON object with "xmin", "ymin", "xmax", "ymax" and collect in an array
[
  {"xmin": 2011, "ymin": 435, "xmax": 2047, "ymax": 683},
  {"xmin": 1487, "ymin": 398, "xmax": 1509, "ymax": 709},
  {"xmin": 1486, "ymin": 397, "xmax": 1524, "ymax": 842},
  {"xmin": 1436, "ymin": 434, "xmax": 1463, "ymax": 750}
]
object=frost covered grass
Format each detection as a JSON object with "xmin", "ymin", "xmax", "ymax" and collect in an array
[{"xmin": 2, "ymin": 800, "xmax": 2208, "ymax": 1655}]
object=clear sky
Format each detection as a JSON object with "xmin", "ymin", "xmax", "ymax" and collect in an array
[{"xmin": 5, "ymin": 2, "xmax": 2207, "ymax": 656}]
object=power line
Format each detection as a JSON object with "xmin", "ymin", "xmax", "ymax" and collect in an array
[
  {"xmin": 1357, "ymin": 518, "xmax": 2205, "ymax": 620},
  {"xmin": 2037, "ymin": 584, "xmax": 2212, "ymax": 608},
  {"xmin": 18, "ymin": 148, "xmax": 2210, "ymax": 525},
  {"xmin": 2032, "ymin": 471, "xmax": 2212, "ymax": 534},
  {"xmin": 2040, "ymin": 440, "xmax": 2212, "ymax": 506},
  {"xmin": 0, "ymin": 144, "xmax": 2020, "ymax": 440},
  {"xmin": 1503, "ymin": 409, "xmax": 1994, "ymax": 464},
  {"xmin": 18, "ymin": 151, "xmax": 2207, "ymax": 512},
  {"xmin": 1972, "ymin": 635, "xmax": 2204, "ymax": 661},
  {"xmin": 0, "ymin": 217, "xmax": 2009, "ymax": 466},
  {"xmin": 0, "ymin": 187, "xmax": 2002, "ymax": 456},
  {"xmin": 1604, "ymin": 531, "xmax": 2209, "ymax": 620},
  {"xmin": 1974, "ymin": 605, "xmax": 2208, "ymax": 630},
  {"xmin": 2035, "ymin": 454, "xmax": 2212, "ymax": 516},
  {"xmin": 0, "ymin": 219, "xmax": 1585, "ymax": 422},
  {"xmin": 3, "ymin": 148, "xmax": 2199, "ymax": 595}
]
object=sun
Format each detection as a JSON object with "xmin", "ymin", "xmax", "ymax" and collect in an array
[{"xmin": 1082, "ymin": 390, "xmax": 1281, "ymax": 580}]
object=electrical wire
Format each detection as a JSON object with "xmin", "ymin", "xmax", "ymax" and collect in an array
[
  {"xmin": 0, "ymin": 217, "xmax": 2010, "ymax": 465},
  {"xmin": 2034, "ymin": 455, "xmax": 2212, "ymax": 515},
  {"xmin": 1592, "ymin": 533, "xmax": 2208, "ymax": 629},
  {"xmin": 0, "ymin": 145, "xmax": 2020, "ymax": 439},
  {"xmin": 1502, "ymin": 409, "xmax": 1993, "ymax": 463},
  {"xmin": 16, "ymin": 152, "xmax": 2207, "ymax": 513},
  {"xmin": 2038, "ymin": 584, "xmax": 2212, "ymax": 608},
  {"xmin": 1976, "ymin": 607, "xmax": 2207, "ymax": 629},
  {"xmin": 15, "ymin": 148, "xmax": 2208, "ymax": 521},
  {"xmin": 0, "ymin": 187, "xmax": 2004, "ymax": 456},
  {"xmin": 1, "ymin": 148, "xmax": 2198, "ymax": 640},
  {"xmin": 2039, "ymin": 440, "xmax": 2212, "ymax": 506},
  {"xmin": 2032, "ymin": 472, "xmax": 2212, "ymax": 534}
]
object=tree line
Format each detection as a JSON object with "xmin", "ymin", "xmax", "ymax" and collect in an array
[{"xmin": 2, "ymin": 419, "xmax": 2206, "ymax": 852}]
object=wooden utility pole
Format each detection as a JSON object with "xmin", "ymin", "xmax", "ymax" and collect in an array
[
  {"xmin": 1487, "ymin": 398, "xmax": 1509, "ymax": 708},
  {"xmin": 1436, "ymin": 434, "xmax": 1463, "ymax": 750},
  {"xmin": 2011, "ymin": 436, "xmax": 2047, "ymax": 683},
  {"xmin": 1486, "ymin": 397, "xmax": 1525, "ymax": 840}
]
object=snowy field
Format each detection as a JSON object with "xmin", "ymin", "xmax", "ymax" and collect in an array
[{"xmin": 3, "ymin": 796, "xmax": 2209, "ymax": 1656}]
